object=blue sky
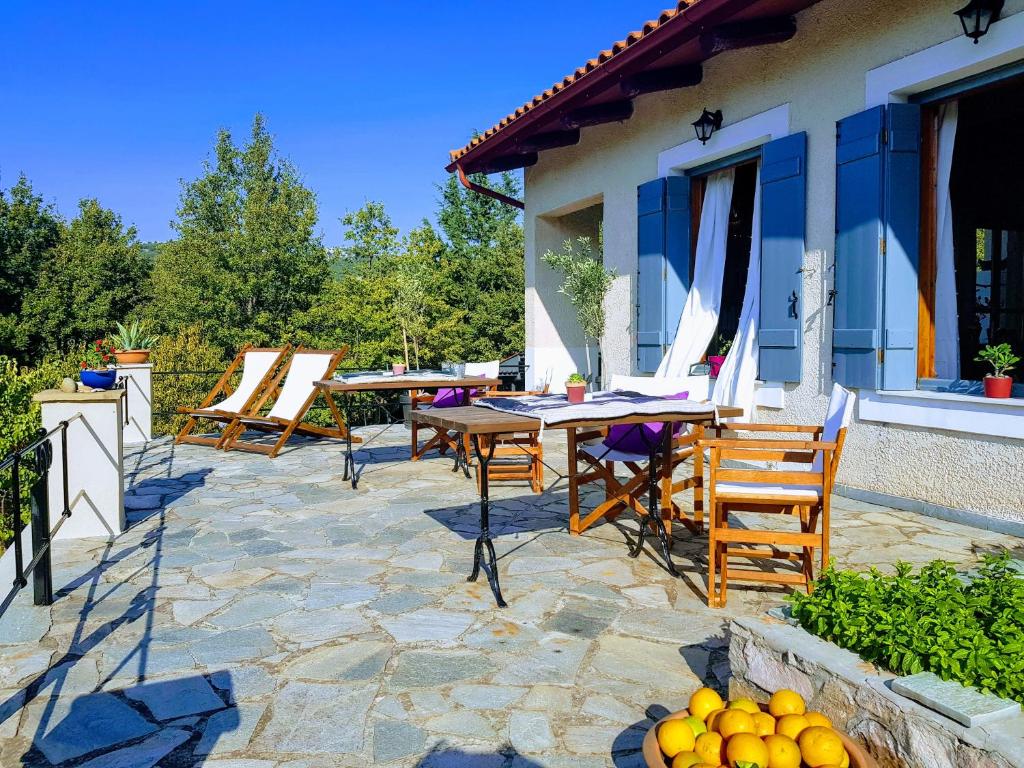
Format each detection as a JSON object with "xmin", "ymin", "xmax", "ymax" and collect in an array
[{"xmin": 1, "ymin": 1, "xmax": 669, "ymax": 246}]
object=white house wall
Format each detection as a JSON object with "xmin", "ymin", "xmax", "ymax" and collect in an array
[{"xmin": 522, "ymin": 0, "xmax": 1024, "ymax": 521}]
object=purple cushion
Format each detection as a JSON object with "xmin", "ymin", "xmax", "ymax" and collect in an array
[
  {"xmin": 603, "ymin": 391, "xmax": 689, "ymax": 454},
  {"xmin": 432, "ymin": 381, "xmax": 482, "ymax": 408}
]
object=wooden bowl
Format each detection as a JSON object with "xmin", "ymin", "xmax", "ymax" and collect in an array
[{"xmin": 642, "ymin": 709, "xmax": 878, "ymax": 768}]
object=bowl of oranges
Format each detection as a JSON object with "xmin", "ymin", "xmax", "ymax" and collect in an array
[{"xmin": 642, "ymin": 687, "xmax": 877, "ymax": 768}]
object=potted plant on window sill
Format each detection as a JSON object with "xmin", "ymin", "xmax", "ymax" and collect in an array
[
  {"xmin": 110, "ymin": 320, "xmax": 158, "ymax": 365},
  {"xmin": 707, "ymin": 334, "xmax": 733, "ymax": 379},
  {"xmin": 80, "ymin": 339, "xmax": 118, "ymax": 389},
  {"xmin": 565, "ymin": 373, "xmax": 587, "ymax": 404},
  {"xmin": 975, "ymin": 342, "xmax": 1019, "ymax": 399}
]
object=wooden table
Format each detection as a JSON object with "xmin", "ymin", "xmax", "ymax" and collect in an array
[
  {"xmin": 315, "ymin": 376, "xmax": 502, "ymax": 488},
  {"xmin": 412, "ymin": 403, "xmax": 741, "ymax": 606}
]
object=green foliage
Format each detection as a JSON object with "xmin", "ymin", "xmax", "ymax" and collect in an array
[
  {"xmin": 975, "ymin": 343, "xmax": 1019, "ymax": 379},
  {"xmin": 566, "ymin": 373, "xmax": 586, "ymax": 384},
  {"xmin": 789, "ymin": 554, "xmax": 1024, "ymax": 705},
  {"xmin": 148, "ymin": 114, "xmax": 331, "ymax": 350},
  {"xmin": 111, "ymin": 320, "xmax": 159, "ymax": 351},
  {"xmin": 149, "ymin": 325, "xmax": 227, "ymax": 437},
  {"xmin": 338, "ymin": 201, "xmax": 399, "ymax": 267}
]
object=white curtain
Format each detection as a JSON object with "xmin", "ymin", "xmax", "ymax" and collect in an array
[
  {"xmin": 712, "ymin": 168, "xmax": 761, "ymax": 421},
  {"xmin": 934, "ymin": 102, "xmax": 960, "ymax": 379},
  {"xmin": 657, "ymin": 169, "xmax": 735, "ymax": 378}
]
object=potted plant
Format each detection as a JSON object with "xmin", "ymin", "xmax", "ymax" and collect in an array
[
  {"xmin": 392, "ymin": 362, "xmax": 406, "ymax": 375},
  {"xmin": 110, "ymin": 320, "xmax": 158, "ymax": 365},
  {"xmin": 565, "ymin": 373, "xmax": 587, "ymax": 404},
  {"xmin": 707, "ymin": 334, "xmax": 733, "ymax": 379},
  {"xmin": 975, "ymin": 342, "xmax": 1019, "ymax": 398},
  {"xmin": 80, "ymin": 339, "xmax": 118, "ymax": 389}
]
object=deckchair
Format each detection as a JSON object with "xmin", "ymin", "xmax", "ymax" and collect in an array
[
  {"xmin": 409, "ymin": 360, "xmax": 500, "ymax": 463},
  {"xmin": 702, "ymin": 383, "xmax": 855, "ymax": 607},
  {"xmin": 220, "ymin": 347, "xmax": 352, "ymax": 458},
  {"xmin": 175, "ymin": 344, "xmax": 291, "ymax": 449}
]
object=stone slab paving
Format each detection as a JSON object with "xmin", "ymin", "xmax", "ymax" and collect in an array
[{"xmin": 0, "ymin": 427, "xmax": 1016, "ymax": 768}]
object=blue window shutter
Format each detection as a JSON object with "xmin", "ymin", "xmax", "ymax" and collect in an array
[
  {"xmin": 881, "ymin": 103, "xmax": 921, "ymax": 390},
  {"xmin": 636, "ymin": 177, "xmax": 691, "ymax": 372},
  {"xmin": 758, "ymin": 131, "xmax": 807, "ymax": 383},
  {"xmin": 833, "ymin": 104, "xmax": 920, "ymax": 390}
]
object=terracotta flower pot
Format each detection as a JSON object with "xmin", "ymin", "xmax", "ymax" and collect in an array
[
  {"xmin": 566, "ymin": 383, "xmax": 586, "ymax": 404},
  {"xmin": 114, "ymin": 349, "xmax": 151, "ymax": 365},
  {"xmin": 642, "ymin": 709, "xmax": 878, "ymax": 768},
  {"xmin": 983, "ymin": 375, "xmax": 1013, "ymax": 398},
  {"xmin": 392, "ymin": 363, "xmax": 406, "ymax": 375}
]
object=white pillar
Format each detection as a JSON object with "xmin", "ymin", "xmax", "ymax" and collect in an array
[
  {"xmin": 32, "ymin": 389, "xmax": 125, "ymax": 540},
  {"xmin": 116, "ymin": 363, "xmax": 153, "ymax": 445}
]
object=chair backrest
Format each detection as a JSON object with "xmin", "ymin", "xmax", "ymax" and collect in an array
[
  {"xmin": 465, "ymin": 360, "xmax": 500, "ymax": 378},
  {"xmin": 812, "ymin": 383, "xmax": 856, "ymax": 475},
  {"xmin": 266, "ymin": 352, "xmax": 338, "ymax": 420},
  {"xmin": 610, "ymin": 374, "xmax": 705, "ymax": 398},
  {"xmin": 214, "ymin": 350, "xmax": 285, "ymax": 413}
]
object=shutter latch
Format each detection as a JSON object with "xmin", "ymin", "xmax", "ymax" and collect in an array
[
  {"xmin": 880, "ymin": 238, "xmax": 887, "ymax": 256},
  {"xmin": 788, "ymin": 291, "xmax": 799, "ymax": 319},
  {"xmin": 827, "ymin": 289, "xmax": 838, "ymax": 306}
]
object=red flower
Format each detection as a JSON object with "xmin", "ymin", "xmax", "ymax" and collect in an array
[
  {"xmin": 102, "ymin": 354, "xmax": 110, "ymax": 361},
  {"xmin": 80, "ymin": 362, "xmax": 87, "ymax": 369}
]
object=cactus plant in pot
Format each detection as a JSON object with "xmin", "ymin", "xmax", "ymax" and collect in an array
[
  {"xmin": 565, "ymin": 373, "xmax": 587, "ymax": 404},
  {"xmin": 110, "ymin": 320, "xmax": 158, "ymax": 365},
  {"xmin": 975, "ymin": 343, "xmax": 1019, "ymax": 398},
  {"xmin": 79, "ymin": 339, "xmax": 118, "ymax": 389}
]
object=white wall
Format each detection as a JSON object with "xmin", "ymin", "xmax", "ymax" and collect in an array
[{"xmin": 522, "ymin": 0, "xmax": 1024, "ymax": 520}]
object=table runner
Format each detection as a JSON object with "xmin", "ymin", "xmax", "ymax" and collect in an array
[{"xmin": 333, "ymin": 370, "xmax": 460, "ymax": 385}]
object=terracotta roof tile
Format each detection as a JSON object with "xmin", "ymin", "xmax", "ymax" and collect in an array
[{"xmin": 449, "ymin": 1, "xmax": 699, "ymax": 165}]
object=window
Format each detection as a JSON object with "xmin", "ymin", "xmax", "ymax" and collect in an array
[{"xmin": 920, "ymin": 77, "xmax": 1024, "ymax": 381}]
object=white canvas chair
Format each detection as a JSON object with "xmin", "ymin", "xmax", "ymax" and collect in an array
[
  {"xmin": 702, "ymin": 383, "xmax": 856, "ymax": 607},
  {"xmin": 220, "ymin": 347, "xmax": 352, "ymax": 458},
  {"xmin": 175, "ymin": 344, "xmax": 291, "ymax": 449}
]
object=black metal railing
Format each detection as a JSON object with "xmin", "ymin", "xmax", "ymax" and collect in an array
[{"xmin": 0, "ymin": 414, "xmax": 79, "ymax": 617}]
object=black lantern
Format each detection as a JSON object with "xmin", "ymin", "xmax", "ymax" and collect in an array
[
  {"xmin": 692, "ymin": 108, "xmax": 723, "ymax": 144},
  {"xmin": 954, "ymin": 0, "xmax": 1004, "ymax": 43}
]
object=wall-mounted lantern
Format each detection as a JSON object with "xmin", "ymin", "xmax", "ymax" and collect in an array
[
  {"xmin": 692, "ymin": 109, "xmax": 723, "ymax": 144},
  {"xmin": 954, "ymin": 0, "xmax": 1004, "ymax": 43}
]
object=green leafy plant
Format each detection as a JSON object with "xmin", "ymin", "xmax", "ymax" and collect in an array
[
  {"xmin": 975, "ymin": 343, "xmax": 1020, "ymax": 379},
  {"xmin": 111, "ymin": 320, "xmax": 159, "ymax": 351},
  {"xmin": 712, "ymin": 333, "xmax": 734, "ymax": 357},
  {"xmin": 566, "ymin": 372, "xmax": 586, "ymax": 385},
  {"xmin": 789, "ymin": 553, "xmax": 1024, "ymax": 705},
  {"xmin": 80, "ymin": 338, "xmax": 116, "ymax": 370}
]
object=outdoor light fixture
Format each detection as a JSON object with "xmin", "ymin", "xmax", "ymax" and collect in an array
[
  {"xmin": 692, "ymin": 108, "xmax": 723, "ymax": 144},
  {"xmin": 954, "ymin": 0, "xmax": 1004, "ymax": 43}
]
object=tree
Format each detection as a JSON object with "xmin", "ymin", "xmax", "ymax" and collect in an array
[
  {"xmin": 542, "ymin": 235, "xmax": 615, "ymax": 382},
  {"xmin": 0, "ymin": 176, "xmax": 63, "ymax": 362},
  {"xmin": 148, "ymin": 114, "xmax": 331, "ymax": 350},
  {"xmin": 20, "ymin": 198, "xmax": 150, "ymax": 357},
  {"xmin": 338, "ymin": 202, "xmax": 399, "ymax": 267}
]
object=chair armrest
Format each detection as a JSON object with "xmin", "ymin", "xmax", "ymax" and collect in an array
[
  {"xmin": 476, "ymin": 390, "xmax": 542, "ymax": 398},
  {"xmin": 714, "ymin": 423, "xmax": 824, "ymax": 434},
  {"xmin": 699, "ymin": 438, "xmax": 838, "ymax": 451}
]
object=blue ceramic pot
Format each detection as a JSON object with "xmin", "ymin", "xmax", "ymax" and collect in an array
[{"xmin": 80, "ymin": 368, "xmax": 117, "ymax": 390}]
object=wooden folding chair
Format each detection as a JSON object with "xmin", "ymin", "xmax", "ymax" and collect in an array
[
  {"xmin": 473, "ymin": 376, "xmax": 552, "ymax": 494},
  {"xmin": 220, "ymin": 346, "xmax": 354, "ymax": 458},
  {"xmin": 174, "ymin": 344, "xmax": 291, "ymax": 449},
  {"xmin": 409, "ymin": 360, "xmax": 500, "ymax": 463},
  {"xmin": 702, "ymin": 383, "xmax": 855, "ymax": 607},
  {"xmin": 567, "ymin": 375, "xmax": 709, "ymax": 537}
]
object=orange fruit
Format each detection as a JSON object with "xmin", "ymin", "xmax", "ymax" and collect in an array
[
  {"xmin": 752, "ymin": 712, "xmax": 776, "ymax": 736},
  {"xmin": 658, "ymin": 719, "xmax": 697, "ymax": 758},
  {"xmin": 804, "ymin": 711, "xmax": 832, "ymax": 729},
  {"xmin": 775, "ymin": 713, "xmax": 811, "ymax": 741},
  {"xmin": 725, "ymin": 732, "xmax": 770, "ymax": 768},
  {"xmin": 764, "ymin": 734, "xmax": 802, "ymax": 768},
  {"xmin": 728, "ymin": 697, "xmax": 761, "ymax": 714},
  {"xmin": 798, "ymin": 726, "xmax": 846, "ymax": 767},
  {"xmin": 705, "ymin": 708, "xmax": 728, "ymax": 731},
  {"xmin": 768, "ymin": 689, "xmax": 806, "ymax": 717},
  {"xmin": 840, "ymin": 748, "xmax": 851, "ymax": 768},
  {"xmin": 670, "ymin": 751, "xmax": 703, "ymax": 768},
  {"xmin": 689, "ymin": 687, "xmax": 725, "ymax": 721},
  {"xmin": 694, "ymin": 731, "xmax": 726, "ymax": 766},
  {"xmin": 716, "ymin": 709, "xmax": 756, "ymax": 740}
]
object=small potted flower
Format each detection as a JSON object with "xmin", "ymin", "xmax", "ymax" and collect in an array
[
  {"xmin": 708, "ymin": 334, "xmax": 733, "ymax": 379},
  {"xmin": 975, "ymin": 342, "xmax": 1019, "ymax": 399},
  {"xmin": 80, "ymin": 339, "xmax": 118, "ymax": 389},
  {"xmin": 565, "ymin": 372, "xmax": 587, "ymax": 404},
  {"xmin": 392, "ymin": 362, "xmax": 406, "ymax": 375},
  {"xmin": 110, "ymin": 320, "xmax": 158, "ymax": 365}
]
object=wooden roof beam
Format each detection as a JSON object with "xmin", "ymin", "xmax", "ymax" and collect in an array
[
  {"xmin": 700, "ymin": 15, "xmax": 796, "ymax": 57},
  {"xmin": 517, "ymin": 129, "xmax": 581, "ymax": 154},
  {"xmin": 620, "ymin": 64, "xmax": 703, "ymax": 98},
  {"xmin": 465, "ymin": 152, "xmax": 539, "ymax": 175},
  {"xmin": 561, "ymin": 100, "xmax": 634, "ymax": 130}
]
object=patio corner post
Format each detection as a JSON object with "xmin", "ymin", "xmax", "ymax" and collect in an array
[
  {"xmin": 116, "ymin": 362, "xmax": 153, "ymax": 445},
  {"xmin": 32, "ymin": 388, "xmax": 126, "ymax": 540}
]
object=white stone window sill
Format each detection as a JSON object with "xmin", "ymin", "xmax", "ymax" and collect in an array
[{"xmin": 859, "ymin": 389, "xmax": 1024, "ymax": 440}]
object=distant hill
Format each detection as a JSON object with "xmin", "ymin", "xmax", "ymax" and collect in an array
[{"xmin": 140, "ymin": 241, "xmax": 166, "ymax": 263}]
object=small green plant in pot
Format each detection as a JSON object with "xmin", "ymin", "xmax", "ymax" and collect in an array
[
  {"xmin": 565, "ymin": 372, "xmax": 587, "ymax": 404},
  {"xmin": 975, "ymin": 342, "xmax": 1019, "ymax": 398},
  {"xmin": 110, "ymin": 320, "xmax": 159, "ymax": 365},
  {"xmin": 707, "ymin": 333, "xmax": 734, "ymax": 378}
]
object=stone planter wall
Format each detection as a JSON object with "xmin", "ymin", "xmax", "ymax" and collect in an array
[{"xmin": 727, "ymin": 616, "xmax": 1024, "ymax": 768}]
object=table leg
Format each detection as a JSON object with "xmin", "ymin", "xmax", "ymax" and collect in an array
[
  {"xmin": 628, "ymin": 424, "xmax": 680, "ymax": 577},
  {"xmin": 341, "ymin": 393, "xmax": 356, "ymax": 489},
  {"xmin": 467, "ymin": 434, "xmax": 506, "ymax": 607},
  {"xmin": 452, "ymin": 387, "xmax": 472, "ymax": 478}
]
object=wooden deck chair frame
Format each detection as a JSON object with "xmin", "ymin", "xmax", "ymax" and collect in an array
[
  {"xmin": 220, "ymin": 346, "xmax": 353, "ymax": 458},
  {"xmin": 174, "ymin": 344, "xmax": 291, "ymax": 449},
  {"xmin": 567, "ymin": 424, "xmax": 705, "ymax": 537},
  {"xmin": 472, "ymin": 381, "xmax": 552, "ymax": 494},
  {"xmin": 701, "ymin": 422, "xmax": 848, "ymax": 608},
  {"xmin": 409, "ymin": 363, "xmax": 501, "ymax": 464}
]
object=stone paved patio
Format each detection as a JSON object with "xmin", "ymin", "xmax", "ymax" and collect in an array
[{"xmin": 0, "ymin": 426, "xmax": 1016, "ymax": 767}]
